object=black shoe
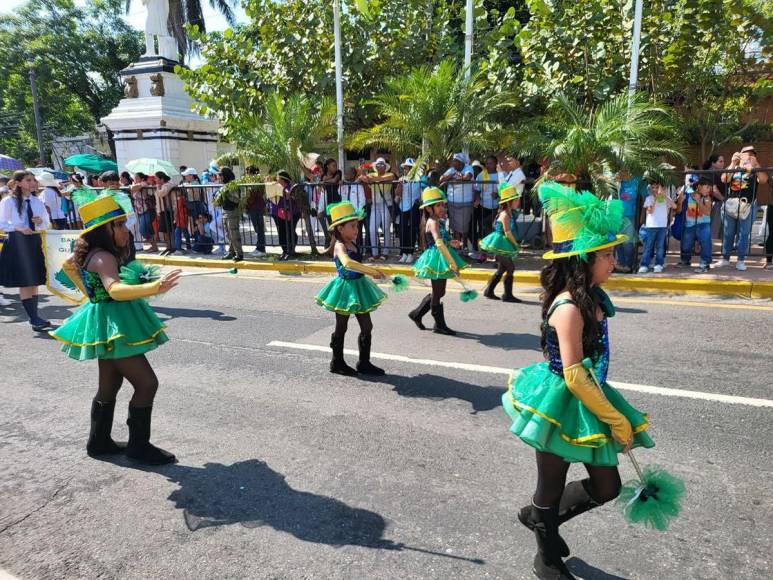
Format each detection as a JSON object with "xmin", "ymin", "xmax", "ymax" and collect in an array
[
  {"xmin": 356, "ymin": 333, "xmax": 385, "ymax": 376},
  {"xmin": 31, "ymin": 318, "xmax": 52, "ymax": 331},
  {"xmin": 408, "ymin": 294, "xmax": 432, "ymax": 330},
  {"xmin": 483, "ymin": 271, "xmax": 502, "ymax": 300},
  {"xmin": 222, "ymin": 253, "xmax": 236, "ymax": 260},
  {"xmin": 86, "ymin": 399, "xmax": 126, "ymax": 457},
  {"xmin": 501, "ymin": 274, "xmax": 522, "ymax": 302},
  {"xmin": 278, "ymin": 253, "xmax": 288, "ymax": 261},
  {"xmin": 234, "ymin": 254, "xmax": 244, "ymax": 262},
  {"xmin": 126, "ymin": 405, "xmax": 176, "ymax": 465},
  {"xmin": 166, "ymin": 250, "xmax": 176, "ymax": 256},
  {"xmin": 531, "ymin": 505, "xmax": 577, "ymax": 580},
  {"xmin": 329, "ymin": 333, "xmax": 357, "ymax": 376},
  {"xmin": 431, "ymin": 302, "xmax": 456, "ymax": 335}
]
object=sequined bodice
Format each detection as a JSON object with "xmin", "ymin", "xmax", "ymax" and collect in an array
[
  {"xmin": 545, "ymin": 318, "xmax": 610, "ymax": 383},
  {"xmin": 426, "ymin": 220, "xmax": 450, "ymax": 249},
  {"xmin": 83, "ymin": 269, "xmax": 111, "ymax": 303},
  {"xmin": 334, "ymin": 248, "xmax": 364, "ymax": 279}
]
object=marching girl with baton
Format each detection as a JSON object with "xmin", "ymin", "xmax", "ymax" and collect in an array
[
  {"xmin": 502, "ymin": 182, "xmax": 654, "ymax": 579},
  {"xmin": 51, "ymin": 194, "xmax": 182, "ymax": 465},
  {"xmin": 409, "ymin": 187, "xmax": 469, "ymax": 335},
  {"xmin": 480, "ymin": 182, "xmax": 522, "ymax": 302},
  {"xmin": 315, "ymin": 201, "xmax": 387, "ymax": 376}
]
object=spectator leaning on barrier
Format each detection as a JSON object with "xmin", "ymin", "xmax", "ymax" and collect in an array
[
  {"xmin": 154, "ymin": 171, "xmax": 179, "ymax": 256},
  {"xmin": 614, "ymin": 169, "xmax": 647, "ymax": 273},
  {"xmin": 638, "ymin": 175, "xmax": 676, "ymax": 274},
  {"xmin": 395, "ymin": 158, "xmax": 422, "ymax": 264},
  {"xmin": 37, "ymin": 171, "xmax": 68, "ymax": 229},
  {"xmin": 129, "ymin": 172, "xmax": 157, "ymax": 252},
  {"xmin": 440, "ymin": 152, "xmax": 476, "ymax": 255},
  {"xmin": 476, "ymin": 155, "xmax": 500, "ymax": 244},
  {"xmin": 181, "ymin": 167, "xmax": 201, "ymax": 185},
  {"xmin": 362, "ymin": 157, "xmax": 395, "ymax": 261},
  {"xmin": 244, "ymin": 166, "xmax": 267, "ymax": 258},
  {"xmin": 271, "ymin": 170, "xmax": 301, "ymax": 261},
  {"xmin": 340, "ymin": 166, "xmax": 367, "ymax": 249},
  {"xmin": 718, "ymin": 145, "xmax": 769, "ymax": 271}
]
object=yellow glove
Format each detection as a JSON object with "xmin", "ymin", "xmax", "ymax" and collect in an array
[
  {"xmin": 107, "ymin": 280, "xmax": 162, "ymax": 301},
  {"xmin": 339, "ymin": 253, "xmax": 383, "ymax": 278},
  {"xmin": 62, "ymin": 258, "xmax": 88, "ymax": 298},
  {"xmin": 563, "ymin": 362, "xmax": 632, "ymax": 444},
  {"xmin": 435, "ymin": 240, "xmax": 459, "ymax": 274}
]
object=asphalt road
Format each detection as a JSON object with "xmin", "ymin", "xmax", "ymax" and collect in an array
[{"xmin": 0, "ymin": 270, "xmax": 771, "ymax": 580}]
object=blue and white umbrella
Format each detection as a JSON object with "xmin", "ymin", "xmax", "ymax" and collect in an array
[{"xmin": 0, "ymin": 154, "xmax": 23, "ymax": 171}]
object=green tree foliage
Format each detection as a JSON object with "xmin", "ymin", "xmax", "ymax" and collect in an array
[
  {"xmin": 0, "ymin": 0, "xmax": 142, "ymax": 163},
  {"xmin": 517, "ymin": 92, "xmax": 684, "ymax": 195},
  {"xmin": 351, "ymin": 59, "xmax": 517, "ymax": 161}
]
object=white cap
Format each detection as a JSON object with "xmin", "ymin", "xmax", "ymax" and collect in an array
[
  {"xmin": 181, "ymin": 167, "xmax": 199, "ymax": 176},
  {"xmin": 375, "ymin": 157, "xmax": 387, "ymax": 166},
  {"xmin": 452, "ymin": 153, "xmax": 469, "ymax": 164},
  {"xmin": 36, "ymin": 172, "xmax": 60, "ymax": 188},
  {"xmin": 401, "ymin": 158, "xmax": 415, "ymax": 167}
]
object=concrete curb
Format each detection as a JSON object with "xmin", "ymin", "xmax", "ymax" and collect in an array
[{"xmin": 140, "ymin": 255, "xmax": 773, "ymax": 299}]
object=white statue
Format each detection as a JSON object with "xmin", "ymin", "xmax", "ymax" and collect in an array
[{"xmin": 141, "ymin": 0, "xmax": 177, "ymax": 60}]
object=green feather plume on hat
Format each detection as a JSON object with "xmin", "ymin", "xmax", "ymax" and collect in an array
[
  {"xmin": 539, "ymin": 182, "xmax": 625, "ymax": 260},
  {"xmin": 71, "ymin": 188, "xmax": 134, "ymax": 216}
]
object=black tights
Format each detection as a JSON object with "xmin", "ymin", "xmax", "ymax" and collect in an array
[
  {"xmin": 96, "ymin": 355, "xmax": 159, "ymax": 408},
  {"xmin": 431, "ymin": 279, "xmax": 447, "ymax": 306},
  {"xmin": 496, "ymin": 256, "xmax": 514, "ymax": 276},
  {"xmin": 533, "ymin": 450, "xmax": 621, "ymax": 507},
  {"xmin": 334, "ymin": 312, "xmax": 373, "ymax": 338}
]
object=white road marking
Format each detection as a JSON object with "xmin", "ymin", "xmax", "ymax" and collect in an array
[{"xmin": 267, "ymin": 340, "xmax": 773, "ymax": 409}]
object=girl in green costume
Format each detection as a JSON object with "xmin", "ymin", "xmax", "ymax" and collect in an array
[
  {"xmin": 480, "ymin": 182, "xmax": 522, "ymax": 302},
  {"xmin": 408, "ymin": 187, "xmax": 468, "ymax": 335},
  {"xmin": 51, "ymin": 194, "xmax": 182, "ymax": 465},
  {"xmin": 316, "ymin": 201, "xmax": 387, "ymax": 376},
  {"xmin": 503, "ymin": 183, "xmax": 654, "ymax": 580}
]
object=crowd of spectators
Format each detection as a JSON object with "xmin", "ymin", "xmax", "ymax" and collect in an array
[{"xmin": 1, "ymin": 146, "xmax": 770, "ymax": 272}]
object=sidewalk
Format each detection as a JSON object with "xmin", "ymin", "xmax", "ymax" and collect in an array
[{"xmin": 137, "ymin": 248, "xmax": 773, "ymax": 299}]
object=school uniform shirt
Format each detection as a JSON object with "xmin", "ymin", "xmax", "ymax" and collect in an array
[
  {"xmin": 41, "ymin": 187, "xmax": 66, "ymax": 221},
  {"xmin": 476, "ymin": 170, "xmax": 499, "ymax": 210},
  {"xmin": 398, "ymin": 179, "xmax": 423, "ymax": 212},
  {"xmin": 500, "ymin": 167, "xmax": 526, "ymax": 195},
  {"xmin": 339, "ymin": 182, "xmax": 368, "ymax": 212},
  {"xmin": 0, "ymin": 194, "xmax": 51, "ymax": 232}
]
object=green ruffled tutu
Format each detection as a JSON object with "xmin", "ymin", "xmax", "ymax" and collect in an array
[
  {"xmin": 480, "ymin": 231, "xmax": 520, "ymax": 258},
  {"xmin": 502, "ymin": 362, "xmax": 654, "ymax": 466},
  {"xmin": 51, "ymin": 299, "xmax": 168, "ymax": 361},
  {"xmin": 413, "ymin": 246, "xmax": 469, "ymax": 279},
  {"xmin": 315, "ymin": 276, "xmax": 386, "ymax": 315}
]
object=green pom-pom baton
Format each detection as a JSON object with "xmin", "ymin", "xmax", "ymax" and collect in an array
[
  {"xmin": 390, "ymin": 274, "xmax": 410, "ymax": 293},
  {"xmin": 581, "ymin": 358, "xmax": 685, "ymax": 531},
  {"xmin": 454, "ymin": 278, "xmax": 478, "ymax": 302},
  {"xmin": 119, "ymin": 260, "xmax": 161, "ymax": 285},
  {"xmin": 179, "ymin": 267, "xmax": 238, "ymax": 278}
]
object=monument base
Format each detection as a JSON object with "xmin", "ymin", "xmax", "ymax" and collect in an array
[{"xmin": 101, "ymin": 58, "xmax": 220, "ymax": 176}]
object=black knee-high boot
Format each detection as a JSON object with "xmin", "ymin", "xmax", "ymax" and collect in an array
[
  {"xmin": 329, "ymin": 333, "xmax": 357, "ymax": 376},
  {"xmin": 408, "ymin": 294, "xmax": 432, "ymax": 330},
  {"xmin": 86, "ymin": 399, "xmax": 126, "ymax": 457},
  {"xmin": 501, "ymin": 273, "xmax": 522, "ymax": 303},
  {"xmin": 126, "ymin": 405, "xmax": 176, "ymax": 465},
  {"xmin": 531, "ymin": 505, "xmax": 576, "ymax": 580},
  {"xmin": 431, "ymin": 302, "xmax": 456, "ymax": 335},
  {"xmin": 356, "ymin": 333, "xmax": 385, "ymax": 375},
  {"xmin": 483, "ymin": 271, "xmax": 503, "ymax": 300}
]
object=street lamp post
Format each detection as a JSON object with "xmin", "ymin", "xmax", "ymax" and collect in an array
[
  {"xmin": 463, "ymin": 0, "xmax": 473, "ymax": 80},
  {"xmin": 29, "ymin": 66, "xmax": 46, "ymax": 165},
  {"xmin": 333, "ymin": 0, "xmax": 345, "ymax": 170},
  {"xmin": 628, "ymin": 0, "xmax": 644, "ymax": 98}
]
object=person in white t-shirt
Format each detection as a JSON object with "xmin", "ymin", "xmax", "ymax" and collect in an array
[
  {"xmin": 340, "ymin": 166, "xmax": 368, "ymax": 248},
  {"xmin": 638, "ymin": 179, "xmax": 676, "ymax": 273},
  {"xmin": 38, "ymin": 172, "xmax": 69, "ymax": 229}
]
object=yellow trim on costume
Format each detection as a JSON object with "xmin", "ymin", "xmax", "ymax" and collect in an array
[
  {"xmin": 50, "ymin": 326, "xmax": 167, "ymax": 348},
  {"xmin": 542, "ymin": 234, "xmax": 628, "ymax": 260},
  {"xmin": 126, "ymin": 327, "xmax": 168, "ymax": 346},
  {"xmin": 506, "ymin": 383, "xmax": 650, "ymax": 449}
]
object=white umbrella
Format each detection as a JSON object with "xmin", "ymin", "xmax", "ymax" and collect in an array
[{"xmin": 125, "ymin": 158, "xmax": 180, "ymax": 177}]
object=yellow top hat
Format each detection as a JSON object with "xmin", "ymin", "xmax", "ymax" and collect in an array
[
  {"xmin": 78, "ymin": 195, "xmax": 126, "ymax": 235},
  {"xmin": 539, "ymin": 182, "xmax": 628, "ymax": 260},
  {"xmin": 326, "ymin": 201, "xmax": 365, "ymax": 231},
  {"xmin": 498, "ymin": 182, "xmax": 520, "ymax": 205},
  {"xmin": 419, "ymin": 186, "xmax": 447, "ymax": 209}
]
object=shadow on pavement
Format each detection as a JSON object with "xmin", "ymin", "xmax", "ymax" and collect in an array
[
  {"xmin": 455, "ymin": 331, "xmax": 542, "ymax": 351},
  {"xmin": 153, "ymin": 306, "xmax": 237, "ymax": 322},
  {"xmin": 121, "ymin": 459, "xmax": 485, "ymax": 564},
  {"xmin": 566, "ymin": 557, "xmax": 630, "ymax": 580},
  {"xmin": 614, "ymin": 307, "xmax": 648, "ymax": 314},
  {"xmin": 361, "ymin": 373, "xmax": 505, "ymax": 414}
]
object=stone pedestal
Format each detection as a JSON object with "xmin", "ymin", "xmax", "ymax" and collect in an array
[{"xmin": 101, "ymin": 56, "xmax": 220, "ymax": 175}]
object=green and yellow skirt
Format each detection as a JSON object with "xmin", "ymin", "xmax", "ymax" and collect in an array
[
  {"xmin": 480, "ymin": 231, "xmax": 520, "ymax": 258},
  {"xmin": 50, "ymin": 299, "xmax": 168, "ymax": 360},
  {"xmin": 413, "ymin": 246, "xmax": 468, "ymax": 279},
  {"xmin": 315, "ymin": 276, "xmax": 386, "ymax": 315},
  {"xmin": 502, "ymin": 362, "xmax": 654, "ymax": 466}
]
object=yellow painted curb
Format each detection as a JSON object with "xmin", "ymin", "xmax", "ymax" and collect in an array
[{"xmin": 140, "ymin": 255, "xmax": 772, "ymax": 298}]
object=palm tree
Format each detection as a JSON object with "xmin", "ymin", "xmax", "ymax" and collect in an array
[
  {"xmin": 351, "ymin": 60, "xmax": 517, "ymax": 167},
  {"xmin": 230, "ymin": 92, "xmax": 337, "ymax": 254},
  {"xmin": 517, "ymin": 93, "xmax": 684, "ymax": 196},
  {"xmin": 125, "ymin": 0, "xmax": 237, "ymax": 59}
]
